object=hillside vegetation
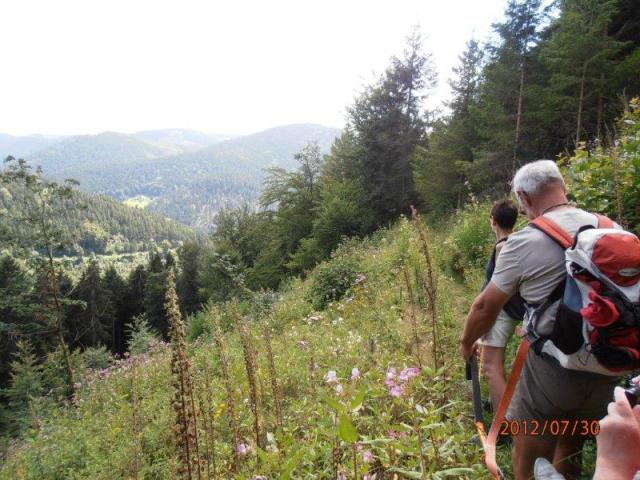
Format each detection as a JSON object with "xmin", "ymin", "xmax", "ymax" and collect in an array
[
  {"xmin": 1, "ymin": 181, "xmax": 199, "ymax": 256},
  {"xmin": 0, "ymin": 208, "xmax": 497, "ymax": 479}
]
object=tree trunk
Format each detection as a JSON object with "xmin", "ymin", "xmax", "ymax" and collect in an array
[
  {"xmin": 47, "ymin": 247, "xmax": 74, "ymax": 389},
  {"xmin": 576, "ymin": 61, "xmax": 588, "ymax": 147},
  {"xmin": 513, "ymin": 60, "xmax": 526, "ymax": 172},
  {"xmin": 597, "ymin": 72, "xmax": 604, "ymax": 142}
]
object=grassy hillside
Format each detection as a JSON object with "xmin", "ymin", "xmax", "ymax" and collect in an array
[{"xmin": 0, "ymin": 205, "xmax": 503, "ymax": 479}]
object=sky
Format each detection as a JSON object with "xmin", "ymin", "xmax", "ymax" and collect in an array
[{"xmin": 0, "ymin": 0, "xmax": 507, "ymax": 136}]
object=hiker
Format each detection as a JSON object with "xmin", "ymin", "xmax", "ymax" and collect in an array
[
  {"xmin": 478, "ymin": 199, "xmax": 525, "ymax": 418},
  {"xmin": 460, "ymin": 160, "xmax": 621, "ymax": 479}
]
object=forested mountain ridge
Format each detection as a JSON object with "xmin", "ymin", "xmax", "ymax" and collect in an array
[
  {"xmin": 132, "ymin": 129, "xmax": 234, "ymax": 154},
  {"xmin": 0, "ymin": 133, "xmax": 64, "ymax": 160},
  {"xmin": 9, "ymin": 124, "xmax": 339, "ymax": 230}
]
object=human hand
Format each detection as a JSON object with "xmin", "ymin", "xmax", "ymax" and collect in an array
[
  {"xmin": 460, "ymin": 340, "xmax": 477, "ymax": 363},
  {"xmin": 593, "ymin": 386, "xmax": 640, "ymax": 480}
]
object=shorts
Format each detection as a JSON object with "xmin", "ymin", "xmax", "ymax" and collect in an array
[
  {"xmin": 478, "ymin": 310, "xmax": 517, "ymax": 348},
  {"xmin": 507, "ymin": 349, "xmax": 618, "ymax": 427}
]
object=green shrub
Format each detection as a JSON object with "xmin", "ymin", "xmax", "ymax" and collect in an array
[
  {"xmin": 306, "ymin": 258, "xmax": 358, "ymax": 310},
  {"xmin": 562, "ymin": 98, "xmax": 640, "ymax": 234},
  {"xmin": 186, "ymin": 309, "xmax": 211, "ymax": 341},
  {"xmin": 440, "ymin": 201, "xmax": 493, "ymax": 277}
]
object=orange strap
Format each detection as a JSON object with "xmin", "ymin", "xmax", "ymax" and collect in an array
[
  {"xmin": 594, "ymin": 213, "xmax": 614, "ymax": 229},
  {"xmin": 531, "ymin": 217, "xmax": 573, "ymax": 249},
  {"xmin": 483, "ymin": 337, "xmax": 531, "ymax": 479}
]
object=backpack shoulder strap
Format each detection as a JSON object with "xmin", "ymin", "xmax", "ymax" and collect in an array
[
  {"xmin": 594, "ymin": 213, "xmax": 614, "ymax": 229},
  {"xmin": 530, "ymin": 216, "xmax": 573, "ymax": 249}
]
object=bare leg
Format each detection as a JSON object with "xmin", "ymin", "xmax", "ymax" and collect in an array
[
  {"xmin": 481, "ymin": 346, "xmax": 507, "ymax": 410},
  {"xmin": 513, "ymin": 433, "xmax": 556, "ymax": 480},
  {"xmin": 553, "ymin": 435, "xmax": 584, "ymax": 479}
]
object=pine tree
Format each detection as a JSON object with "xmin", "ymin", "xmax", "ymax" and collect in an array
[
  {"xmin": 414, "ymin": 38, "xmax": 483, "ymax": 211},
  {"xmin": 71, "ymin": 260, "xmax": 116, "ymax": 348},
  {"xmin": 2, "ymin": 340, "xmax": 45, "ymax": 436},
  {"xmin": 475, "ymin": 0, "xmax": 546, "ymax": 183},
  {"xmin": 177, "ymin": 242, "xmax": 204, "ymax": 316},
  {"xmin": 542, "ymin": 0, "xmax": 623, "ymax": 146},
  {"xmin": 346, "ymin": 28, "xmax": 436, "ymax": 225},
  {"xmin": 103, "ymin": 265, "xmax": 128, "ymax": 353}
]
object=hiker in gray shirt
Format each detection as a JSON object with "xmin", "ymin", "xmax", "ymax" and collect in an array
[{"xmin": 461, "ymin": 160, "xmax": 618, "ymax": 479}]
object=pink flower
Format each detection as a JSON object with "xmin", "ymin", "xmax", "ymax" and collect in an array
[
  {"xmin": 351, "ymin": 367, "xmax": 360, "ymax": 381},
  {"xmin": 399, "ymin": 367, "xmax": 420, "ymax": 382},
  {"xmin": 362, "ymin": 449, "xmax": 374, "ymax": 463},
  {"xmin": 390, "ymin": 384, "xmax": 405, "ymax": 397},
  {"xmin": 386, "ymin": 367, "xmax": 396, "ymax": 381},
  {"xmin": 338, "ymin": 472, "xmax": 346, "ymax": 480},
  {"xmin": 388, "ymin": 429, "xmax": 399, "ymax": 439},
  {"xmin": 237, "ymin": 442, "xmax": 248, "ymax": 456},
  {"xmin": 326, "ymin": 370, "xmax": 338, "ymax": 384}
]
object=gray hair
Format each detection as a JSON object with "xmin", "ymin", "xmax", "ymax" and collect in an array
[{"xmin": 512, "ymin": 160, "xmax": 565, "ymax": 196}]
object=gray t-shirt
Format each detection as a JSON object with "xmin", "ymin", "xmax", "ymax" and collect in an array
[{"xmin": 491, "ymin": 207, "xmax": 607, "ymax": 304}]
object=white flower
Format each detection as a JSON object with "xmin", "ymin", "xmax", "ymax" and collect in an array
[
  {"xmin": 351, "ymin": 367, "xmax": 361, "ymax": 381},
  {"xmin": 326, "ymin": 370, "xmax": 338, "ymax": 384}
]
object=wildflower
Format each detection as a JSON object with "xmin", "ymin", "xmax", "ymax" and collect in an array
[
  {"xmin": 335, "ymin": 384, "xmax": 344, "ymax": 395},
  {"xmin": 362, "ymin": 449, "xmax": 374, "ymax": 463},
  {"xmin": 390, "ymin": 384, "xmax": 405, "ymax": 397},
  {"xmin": 237, "ymin": 442, "xmax": 249, "ymax": 456},
  {"xmin": 388, "ymin": 429, "xmax": 398, "ymax": 439},
  {"xmin": 351, "ymin": 367, "xmax": 360, "ymax": 381},
  {"xmin": 73, "ymin": 382, "xmax": 82, "ymax": 389},
  {"xmin": 355, "ymin": 273, "xmax": 367, "ymax": 285},
  {"xmin": 399, "ymin": 367, "xmax": 420, "ymax": 382},
  {"xmin": 326, "ymin": 370, "xmax": 338, "ymax": 384},
  {"xmin": 338, "ymin": 472, "xmax": 347, "ymax": 480}
]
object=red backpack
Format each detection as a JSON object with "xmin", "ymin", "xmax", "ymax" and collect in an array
[{"xmin": 526, "ymin": 214, "xmax": 640, "ymax": 374}]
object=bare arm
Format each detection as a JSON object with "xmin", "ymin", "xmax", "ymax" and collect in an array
[{"xmin": 460, "ymin": 282, "xmax": 510, "ymax": 361}]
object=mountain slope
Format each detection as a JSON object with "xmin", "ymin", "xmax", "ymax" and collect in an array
[
  {"xmin": 133, "ymin": 129, "xmax": 233, "ymax": 154},
  {"xmin": 28, "ymin": 124, "xmax": 340, "ymax": 230},
  {"xmin": 0, "ymin": 210, "xmax": 489, "ymax": 479},
  {"xmin": 30, "ymin": 131, "xmax": 176, "ymax": 172},
  {"xmin": 0, "ymin": 182, "xmax": 200, "ymax": 255},
  {"xmin": 0, "ymin": 133, "xmax": 65, "ymax": 160}
]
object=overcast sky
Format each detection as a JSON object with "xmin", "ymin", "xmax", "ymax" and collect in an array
[{"xmin": 1, "ymin": 0, "xmax": 507, "ymax": 136}]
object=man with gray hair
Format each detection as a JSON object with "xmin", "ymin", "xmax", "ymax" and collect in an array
[{"xmin": 461, "ymin": 160, "xmax": 618, "ymax": 479}]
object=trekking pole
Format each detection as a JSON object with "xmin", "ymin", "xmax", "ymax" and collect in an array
[
  {"xmin": 466, "ymin": 352, "xmax": 488, "ymax": 446},
  {"xmin": 466, "ymin": 351, "xmax": 502, "ymax": 480}
]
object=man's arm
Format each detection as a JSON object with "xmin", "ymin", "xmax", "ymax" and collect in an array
[{"xmin": 460, "ymin": 282, "xmax": 510, "ymax": 362}]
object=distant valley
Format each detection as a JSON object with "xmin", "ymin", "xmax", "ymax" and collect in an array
[{"xmin": 1, "ymin": 125, "xmax": 340, "ymax": 230}]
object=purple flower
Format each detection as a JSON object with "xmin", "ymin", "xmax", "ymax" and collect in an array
[
  {"xmin": 237, "ymin": 442, "xmax": 249, "ymax": 456},
  {"xmin": 326, "ymin": 370, "xmax": 338, "ymax": 384},
  {"xmin": 338, "ymin": 472, "xmax": 347, "ymax": 480},
  {"xmin": 399, "ymin": 367, "xmax": 420, "ymax": 382},
  {"xmin": 390, "ymin": 384, "xmax": 405, "ymax": 398},
  {"xmin": 362, "ymin": 449, "xmax": 374, "ymax": 463},
  {"xmin": 351, "ymin": 367, "xmax": 360, "ymax": 381}
]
